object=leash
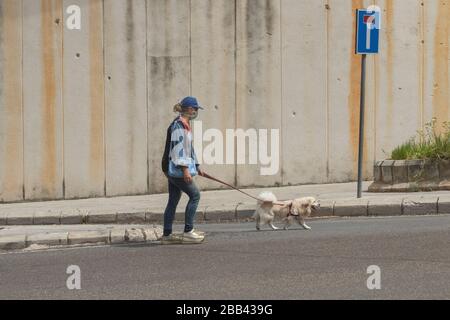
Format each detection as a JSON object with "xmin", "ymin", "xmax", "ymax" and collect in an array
[
  {"xmin": 199, "ymin": 171, "xmax": 262, "ymax": 202},
  {"xmin": 199, "ymin": 171, "xmax": 288, "ymax": 207}
]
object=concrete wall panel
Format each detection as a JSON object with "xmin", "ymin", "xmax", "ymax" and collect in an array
[
  {"xmin": 23, "ymin": 0, "xmax": 63, "ymax": 200},
  {"xmin": 0, "ymin": 0, "xmax": 23, "ymax": 202},
  {"xmin": 375, "ymin": 0, "xmax": 422, "ymax": 160},
  {"xmin": 328, "ymin": 0, "xmax": 355, "ymax": 182},
  {"xmin": 105, "ymin": 0, "xmax": 148, "ymax": 196},
  {"xmin": 147, "ymin": 0, "xmax": 190, "ymax": 57},
  {"xmin": 191, "ymin": 0, "xmax": 236, "ymax": 190},
  {"xmin": 147, "ymin": 0, "xmax": 191, "ymax": 193},
  {"xmin": 236, "ymin": 0, "xmax": 282, "ymax": 187},
  {"xmin": 63, "ymin": 0, "xmax": 104, "ymax": 199},
  {"xmin": 423, "ymin": 0, "xmax": 449, "ymax": 133},
  {"xmin": 282, "ymin": 0, "xmax": 327, "ymax": 185},
  {"xmin": 328, "ymin": 0, "xmax": 376, "ymax": 182}
]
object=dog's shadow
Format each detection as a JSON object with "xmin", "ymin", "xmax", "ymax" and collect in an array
[{"xmin": 250, "ymin": 228, "xmax": 310, "ymax": 233}]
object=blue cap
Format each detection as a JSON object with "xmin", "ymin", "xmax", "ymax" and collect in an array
[{"xmin": 180, "ymin": 96, "xmax": 204, "ymax": 110}]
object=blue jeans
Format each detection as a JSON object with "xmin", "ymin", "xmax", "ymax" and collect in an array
[{"xmin": 163, "ymin": 176, "xmax": 201, "ymax": 236}]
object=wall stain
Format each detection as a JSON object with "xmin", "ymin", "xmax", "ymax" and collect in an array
[
  {"xmin": 0, "ymin": 1, "xmax": 4, "ymax": 179},
  {"xmin": 1, "ymin": 0, "xmax": 23, "ymax": 200},
  {"xmin": 433, "ymin": 0, "xmax": 449, "ymax": 131},
  {"xmin": 206, "ymin": 0, "xmax": 213, "ymax": 21},
  {"xmin": 149, "ymin": 55, "xmax": 175, "ymax": 104},
  {"xmin": 223, "ymin": 0, "xmax": 234, "ymax": 28},
  {"xmin": 163, "ymin": 0, "xmax": 172, "ymax": 57},
  {"xmin": 89, "ymin": 0, "xmax": 104, "ymax": 185},
  {"xmin": 0, "ymin": 0, "xmax": 3, "ymax": 66},
  {"xmin": 385, "ymin": 0, "xmax": 394, "ymax": 134},
  {"xmin": 126, "ymin": 0, "xmax": 136, "ymax": 182},
  {"xmin": 150, "ymin": 56, "xmax": 159, "ymax": 77},
  {"xmin": 163, "ymin": 56, "xmax": 175, "ymax": 81},
  {"xmin": 265, "ymin": 0, "xmax": 275, "ymax": 37},
  {"xmin": 41, "ymin": 0, "xmax": 59, "ymax": 197},
  {"xmin": 243, "ymin": 0, "xmax": 277, "ymax": 115},
  {"xmin": 221, "ymin": 0, "xmax": 236, "ymax": 129}
]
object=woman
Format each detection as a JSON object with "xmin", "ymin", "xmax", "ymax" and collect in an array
[{"xmin": 161, "ymin": 96, "xmax": 205, "ymax": 244}]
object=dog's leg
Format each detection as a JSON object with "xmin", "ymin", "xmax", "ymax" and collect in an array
[
  {"xmin": 298, "ymin": 217, "xmax": 311, "ymax": 230},
  {"xmin": 301, "ymin": 223, "xmax": 311, "ymax": 230},
  {"xmin": 268, "ymin": 209, "xmax": 279, "ymax": 230},
  {"xmin": 255, "ymin": 215, "xmax": 261, "ymax": 231},
  {"xmin": 269, "ymin": 221, "xmax": 279, "ymax": 230},
  {"xmin": 283, "ymin": 217, "xmax": 292, "ymax": 230}
]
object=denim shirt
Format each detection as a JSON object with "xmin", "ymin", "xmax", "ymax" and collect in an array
[{"xmin": 167, "ymin": 116, "xmax": 199, "ymax": 178}]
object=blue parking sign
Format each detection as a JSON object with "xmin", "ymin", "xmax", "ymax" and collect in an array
[{"xmin": 356, "ymin": 9, "xmax": 380, "ymax": 54}]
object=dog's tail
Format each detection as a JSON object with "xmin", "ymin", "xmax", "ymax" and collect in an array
[
  {"xmin": 252, "ymin": 191, "xmax": 277, "ymax": 219},
  {"xmin": 257, "ymin": 191, "xmax": 277, "ymax": 203}
]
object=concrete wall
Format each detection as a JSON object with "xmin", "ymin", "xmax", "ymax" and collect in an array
[
  {"xmin": 23, "ymin": 0, "xmax": 64, "ymax": 201},
  {"xmin": 0, "ymin": 0, "xmax": 23, "ymax": 202},
  {"xmin": 64, "ymin": 0, "xmax": 104, "ymax": 199},
  {"xmin": 0, "ymin": 0, "xmax": 448, "ymax": 202}
]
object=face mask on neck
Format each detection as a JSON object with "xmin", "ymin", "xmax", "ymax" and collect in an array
[
  {"xmin": 181, "ymin": 109, "xmax": 198, "ymax": 120},
  {"xmin": 189, "ymin": 110, "xmax": 199, "ymax": 120}
]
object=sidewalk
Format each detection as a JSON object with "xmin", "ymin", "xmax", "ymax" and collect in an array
[{"xmin": 2, "ymin": 181, "xmax": 450, "ymax": 251}]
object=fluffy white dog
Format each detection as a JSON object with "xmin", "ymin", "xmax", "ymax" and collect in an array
[{"xmin": 252, "ymin": 191, "xmax": 320, "ymax": 231}]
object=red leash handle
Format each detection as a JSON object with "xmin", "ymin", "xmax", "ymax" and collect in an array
[{"xmin": 199, "ymin": 171, "xmax": 287, "ymax": 206}]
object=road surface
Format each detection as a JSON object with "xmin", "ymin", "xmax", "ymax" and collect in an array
[{"xmin": 1, "ymin": 215, "xmax": 450, "ymax": 299}]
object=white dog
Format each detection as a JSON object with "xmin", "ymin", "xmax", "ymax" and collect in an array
[{"xmin": 252, "ymin": 191, "xmax": 320, "ymax": 231}]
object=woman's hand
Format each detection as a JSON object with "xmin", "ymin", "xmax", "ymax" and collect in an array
[{"xmin": 183, "ymin": 167, "xmax": 193, "ymax": 184}]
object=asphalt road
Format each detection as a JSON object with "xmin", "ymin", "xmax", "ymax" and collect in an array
[{"xmin": 1, "ymin": 215, "xmax": 450, "ymax": 300}]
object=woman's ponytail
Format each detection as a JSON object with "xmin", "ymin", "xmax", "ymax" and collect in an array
[{"xmin": 173, "ymin": 103, "xmax": 182, "ymax": 113}]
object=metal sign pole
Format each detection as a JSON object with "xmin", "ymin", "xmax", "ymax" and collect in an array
[
  {"xmin": 355, "ymin": 7, "xmax": 380, "ymax": 198},
  {"xmin": 357, "ymin": 54, "xmax": 367, "ymax": 198}
]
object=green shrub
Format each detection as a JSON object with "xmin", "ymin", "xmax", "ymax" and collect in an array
[
  {"xmin": 389, "ymin": 118, "xmax": 450, "ymax": 160},
  {"xmin": 390, "ymin": 139, "xmax": 416, "ymax": 160}
]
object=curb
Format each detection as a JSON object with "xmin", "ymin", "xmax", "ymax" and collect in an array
[
  {"xmin": 2, "ymin": 196, "xmax": 450, "ymax": 251},
  {"xmin": 328, "ymin": 196, "xmax": 447, "ymax": 217},
  {"xmin": 2, "ymin": 196, "xmax": 450, "ymax": 227},
  {"xmin": 0, "ymin": 225, "xmax": 163, "ymax": 252}
]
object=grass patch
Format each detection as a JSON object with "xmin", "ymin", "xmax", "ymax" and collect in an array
[{"xmin": 389, "ymin": 118, "xmax": 450, "ymax": 161}]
